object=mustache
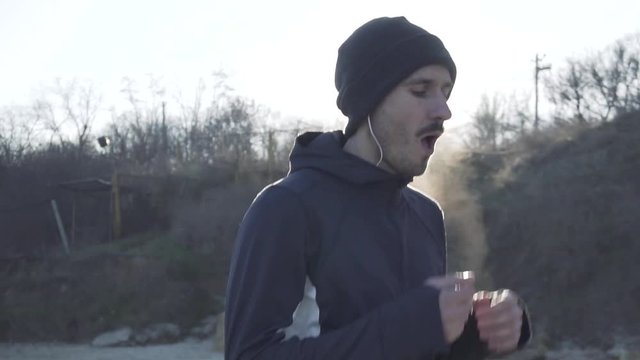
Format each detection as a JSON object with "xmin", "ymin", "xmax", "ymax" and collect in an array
[{"xmin": 416, "ymin": 123, "xmax": 444, "ymax": 137}]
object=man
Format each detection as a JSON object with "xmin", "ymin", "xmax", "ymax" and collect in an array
[{"xmin": 225, "ymin": 16, "xmax": 531, "ymax": 360}]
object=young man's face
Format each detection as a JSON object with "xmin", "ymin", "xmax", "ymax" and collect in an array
[{"xmin": 370, "ymin": 64, "xmax": 453, "ymax": 177}]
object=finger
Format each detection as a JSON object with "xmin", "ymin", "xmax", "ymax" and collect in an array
[
  {"xmin": 457, "ymin": 278, "xmax": 476, "ymax": 292},
  {"xmin": 493, "ymin": 289, "xmax": 515, "ymax": 304},
  {"xmin": 440, "ymin": 294, "xmax": 476, "ymax": 324},
  {"xmin": 475, "ymin": 293, "xmax": 521, "ymax": 318},
  {"xmin": 476, "ymin": 301, "xmax": 522, "ymax": 336},
  {"xmin": 454, "ymin": 272, "xmax": 476, "ymax": 292},
  {"xmin": 441, "ymin": 282, "xmax": 476, "ymax": 296},
  {"xmin": 491, "ymin": 289, "xmax": 522, "ymax": 310},
  {"xmin": 426, "ymin": 274, "xmax": 475, "ymax": 290},
  {"xmin": 426, "ymin": 271, "xmax": 476, "ymax": 286},
  {"xmin": 477, "ymin": 315, "xmax": 522, "ymax": 344},
  {"xmin": 441, "ymin": 286, "xmax": 476, "ymax": 308},
  {"xmin": 473, "ymin": 290, "xmax": 491, "ymax": 301},
  {"xmin": 476, "ymin": 309, "xmax": 522, "ymax": 334},
  {"xmin": 473, "ymin": 297, "xmax": 492, "ymax": 314},
  {"xmin": 425, "ymin": 275, "xmax": 458, "ymax": 288},
  {"xmin": 477, "ymin": 325, "xmax": 491, "ymax": 341},
  {"xmin": 475, "ymin": 298, "xmax": 523, "ymax": 325},
  {"xmin": 455, "ymin": 271, "xmax": 475, "ymax": 282}
]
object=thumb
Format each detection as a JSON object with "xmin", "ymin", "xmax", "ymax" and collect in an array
[{"xmin": 425, "ymin": 272, "xmax": 476, "ymax": 290}]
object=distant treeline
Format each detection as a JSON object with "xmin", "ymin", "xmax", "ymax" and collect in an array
[
  {"xmin": 0, "ymin": 73, "xmax": 323, "ymax": 172},
  {"xmin": 467, "ymin": 32, "xmax": 640, "ymax": 151},
  {"xmin": 0, "ymin": 74, "xmax": 323, "ymax": 257}
]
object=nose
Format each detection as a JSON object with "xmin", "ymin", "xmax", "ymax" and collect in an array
[{"xmin": 432, "ymin": 94, "xmax": 452, "ymax": 122}]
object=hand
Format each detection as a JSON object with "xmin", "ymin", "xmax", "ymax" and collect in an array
[
  {"xmin": 425, "ymin": 271, "xmax": 476, "ymax": 344},
  {"xmin": 473, "ymin": 289, "xmax": 523, "ymax": 354}
]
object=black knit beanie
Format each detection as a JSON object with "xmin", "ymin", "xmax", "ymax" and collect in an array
[{"xmin": 335, "ymin": 16, "xmax": 457, "ymax": 138}]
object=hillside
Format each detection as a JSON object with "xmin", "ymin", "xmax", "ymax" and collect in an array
[
  {"xmin": 467, "ymin": 111, "xmax": 640, "ymax": 349},
  {"xmin": 0, "ymin": 233, "xmax": 226, "ymax": 342}
]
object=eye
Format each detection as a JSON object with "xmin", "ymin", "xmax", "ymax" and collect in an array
[{"xmin": 410, "ymin": 89, "xmax": 428, "ymax": 98}]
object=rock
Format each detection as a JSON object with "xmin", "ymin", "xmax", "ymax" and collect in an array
[
  {"xmin": 183, "ymin": 336, "xmax": 202, "ymax": 343},
  {"xmin": 189, "ymin": 315, "xmax": 217, "ymax": 339},
  {"xmin": 133, "ymin": 331, "xmax": 150, "ymax": 345},
  {"xmin": 213, "ymin": 312, "xmax": 224, "ymax": 351},
  {"xmin": 91, "ymin": 327, "xmax": 133, "ymax": 347},
  {"xmin": 133, "ymin": 323, "xmax": 181, "ymax": 345}
]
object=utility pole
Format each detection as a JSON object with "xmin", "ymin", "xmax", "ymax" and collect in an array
[{"xmin": 534, "ymin": 54, "xmax": 552, "ymax": 130}]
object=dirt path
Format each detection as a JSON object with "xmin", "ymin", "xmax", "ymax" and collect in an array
[{"xmin": 0, "ymin": 340, "xmax": 224, "ymax": 360}]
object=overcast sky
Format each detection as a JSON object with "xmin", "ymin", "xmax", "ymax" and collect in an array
[{"xmin": 1, "ymin": 0, "xmax": 639, "ymax": 131}]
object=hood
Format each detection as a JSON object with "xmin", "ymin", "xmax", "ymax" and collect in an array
[{"xmin": 289, "ymin": 131, "xmax": 412, "ymax": 187}]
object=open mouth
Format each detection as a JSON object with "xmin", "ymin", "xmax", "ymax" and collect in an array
[{"xmin": 420, "ymin": 134, "xmax": 440, "ymax": 152}]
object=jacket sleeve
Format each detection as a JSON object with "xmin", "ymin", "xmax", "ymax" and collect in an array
[{"xmin": 225, "ymin": 185, "xmax": 450, "ymax": 360}]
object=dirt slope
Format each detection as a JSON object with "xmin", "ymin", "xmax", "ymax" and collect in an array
[{"xmin": 471, "ymin": 111, "xmax": 640, "ymax": 347}]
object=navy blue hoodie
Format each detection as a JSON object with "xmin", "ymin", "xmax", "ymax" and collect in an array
[{"xmin": 225, "ymin": 131, "xmax": 526, "ymax": 359}]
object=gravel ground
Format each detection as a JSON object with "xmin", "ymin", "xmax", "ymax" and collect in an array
[{"xmin": 0, "ymin": 340, "xmax": 224, "ymax": 360}]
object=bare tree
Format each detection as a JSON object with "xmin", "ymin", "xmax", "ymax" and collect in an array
[
  {"xmin": 594, "ymin": 36, "xmax": 640, "ymax": 116},
  {"xmin": 29, "ymin": 79, "xmax": 102, "ymax": 157},
  {"xmin": 208, "ymin": 97, "xmax": 257, "ymax": 170},
  {"xmin": 33, "ymin": 96, "xmax": 65, "ymax": 146},
  {"xmin": 547, "ymin": 60, "xmax": 590, "ymax": 124},
  {"xmin": 55, "ymin": 79, "xmax": 101, "ymax": 155},
  {"xmin": 546, "ymin": 32, "xmax": 640, "ymax": 124},
  {"xmin": 0, "ymin": 106, "xmax": 40, "ymax": 165},
  {"xmin": 177, "ymin": 79, "xmax": 207, "ymax": 163},
  {"xmin": 506, "ymin": 91, "xmax": 533, "ymax": 136},
  {"xmin": 116, "ymin": 76, "xmax": 168, "ymax": 170},
  {"xmin": 467, "ymin": 94, "xmax": 506, "ymax": 151}
]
